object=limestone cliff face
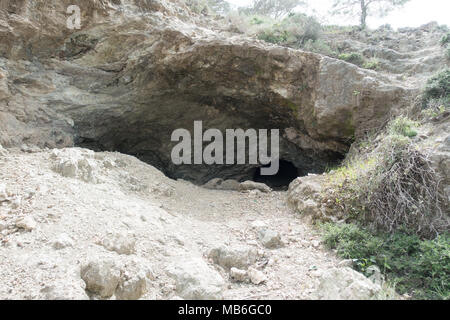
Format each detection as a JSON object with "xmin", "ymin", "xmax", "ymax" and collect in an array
[{"xmin": 0, "ymin": 0, "xmax": 414, "ymax": 182}]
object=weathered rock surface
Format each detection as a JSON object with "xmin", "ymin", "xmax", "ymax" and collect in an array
[
  {"xmin": 0, "ymin": 0, "xmax": 414, "ymax": 184},
  {"xmin": 52, "ymin": 233, "xmax": 75, "ymax": 250},
  {"xmin": 115, "ymin": 259, "xmax": 149, "ymax": 300},
  {"xmin": 166, "ymin": 258, "xmax": 225, "ymax": 300},
  {"xmin": 230, "ymin": 267, "xmax": 249, "ymax": 283},
  {"xmin": 99, "ymin": 232, "xmax": 137, "ymax": 255},
  {"xmin": 239, "ymin": 181, "xmax": 272, "ymax": 193},
  {"xmin": 248, "ymin": 267, "xmax": 267, "ymax": 285},
  {"xmin": 314, "ymin": 267, "xmax": 382, "ymax": 300},
  {"xmin": 209, "ymin": 245, "xmax": 259, "ymax": 270},
  {"xmin": 258, "ymin": 228, "xmax": 284, "ymax": 249},
  {"xmin": 15, "ymin": 216, "xmax": 37, "ymax": 232},
  {"xmin": 203, "ymin": 179, "xmax": 240, "ymax": 191},
  {"xmin": 80, "ymin": 259, "xmax": 121, "ymax": 298}
]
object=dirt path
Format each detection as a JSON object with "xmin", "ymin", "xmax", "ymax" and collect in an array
[{"xmin": 0, "ymin": 147, "xmax": 341, "ymax": 300}]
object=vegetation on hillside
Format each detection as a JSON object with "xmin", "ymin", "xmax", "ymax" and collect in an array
[
  {"xmin": 322, "ymin": 223, "xmax": 449, "ymax": 299},
  {"xmin": 319, "ymin": 71, "xmax": 450, "ymax": 299}
]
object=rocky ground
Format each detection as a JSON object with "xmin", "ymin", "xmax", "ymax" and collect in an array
[{"xmin": 0, "ymin": 146, "xmax": 386, "ymax": 300}]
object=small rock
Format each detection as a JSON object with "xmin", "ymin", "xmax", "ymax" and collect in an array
[
  {"xmin": 0, "ymin": 221, "xmax": 7, "ymax": 231},
  {"xmin": 52, "ymin": 233, "xmax": 74, "ymax": 250},
  {"xmin": 11, "ymin": 198, "xmax": 21, "ymax": 209},
  {"xmin": 367, "ymin": 265, "xmax": 384, "ymax": 285},
  {"xmin": 100, "ymin": 232, "xmax": 136, "ymax": 255},
  {"xmin": 258, "ymin": 229, "xmax": 284, "ymax": 249},
  {"xmin": 0, "ymin": 183, "xmax": 8, "ymax": 202},
  {"xmin": 338, "ymin": 259, "xmax": 354, "ymax": 268},
  {"xmin": 239, "ymin": 181, "xmax": 272, "ymax": 193},
  {"xmin": 312, "ymin": 240, "xmax": 321, "ymax": 248},
  {"xmin": 248, "ymin": 267, "xmax": 267, "ymax": 285},
  {"xmin": 166, "ymin": 257, "xmax": 225, "ymax": 300},
  {"xmin": 251, "ymin": 220, "xmax": 268, "ymax": 230},
  {"xmin": 314, "ymin": 267, "xmax": 381, "ymax": 300},
  {"xmin": 0, "ymin": 144, "xmax": 8, "ymax": 157},
  {"xmin": 80, "ymin": 259, "xmax": 121, "ymax": 298},
  {"xmin": 15, "ymin": 216, "xmax": 37, "ymax": 231},
  {"xmin": 40, "ymin": 283, "xmax": 89, "ymax": 300},
  {"xmin": 209, "ymin": 245, "xmax": 258, "ymax": 270},
  {"xmin": 116, "ymin": 274, "xmax": 147, "ymax": 300},
  {"xmin": 230, "ymin": 268, "xmax": 248, "ymax": 283},
  {"xmin": 203, "ymin": 179, "xmax": 240, "ymax": 191},
  {"xmin": 103, "ymin": 159, "xmax": 116, "ymax": 169}
]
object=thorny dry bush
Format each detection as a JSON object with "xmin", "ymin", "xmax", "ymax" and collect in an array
[{"xmin": 329, "ymin": 117, "xmax": 449, "ymax": 239}]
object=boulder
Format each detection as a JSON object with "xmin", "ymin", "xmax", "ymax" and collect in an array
[
  {"xmin": 208, "ymin": 245, "xmax": 258, "ymax": 270},
  {"xmin": 258, "ymin": 228, "xmax": 284, "ymax": 249},
  {"xmin": 166, "ymin": 258, "xmax": 225, "ymax": 300},
  {"xmin": 80, "ymin": 259, "xmax": 121, "ymax": 298},
  {"xmin": 314, "ymin": 267, "xmax": 382, "ymax": 300},
  {"xmin": 53, "ymin": 149, "xmax": 99, "ymax": 183}
]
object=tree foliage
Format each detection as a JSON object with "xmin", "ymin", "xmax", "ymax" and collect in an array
[
  {"xmin": 331, "ymin": 0, "xmax": 410, "ymax": 29},
  {"xmin": 206, "ymin": 0, "xmax": 231, "ymax": 15},
  {"xmin": 245, "ymin": 0, "xmax": 307, "ymax": 19}
]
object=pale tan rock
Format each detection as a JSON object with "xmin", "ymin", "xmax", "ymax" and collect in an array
[
  {"xmin": 248, "ymin": 267, "xmax": 267, "ymax": 285},
  {"xmin": 15, "ymin": 216, "xmax": 37, "ymax": 231},
  {"xmin": 81, "ymin": 259, "xmax": 121, "ymax": 298}
]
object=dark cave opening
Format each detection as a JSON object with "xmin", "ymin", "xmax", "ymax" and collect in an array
[{"xmin": 253, "ymin": 160, "xmax": 300, "ymax": 190}]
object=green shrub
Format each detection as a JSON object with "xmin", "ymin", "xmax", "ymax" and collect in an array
[
  {"xmin": 388, "ymin": 116, "xmax": 418, "ymax": 138},
  {"xmin": 441, "ymin": 32, "xmax": 450, "ymax": 46},
  {"xmin": 303, "ymin": 39, "xmax": 336, "ymax": 57},
  {"xmin": 363, "ymin": 58, "xmax": 379, "ymax": 70},
  {"xmin": 280, "ymin": 13, "xmax": 322, "ymax": 46},
  {"xmin": 258, "ymin": 27, "xmax": 288, "ymax": 44},
  {"xmin": 338, "ymin": 52, "xmax": 365, "ymax": 66},
  {"xmin": 446, "ymin": 45, "xmax": 450, "ymax": 61},
  {"xmin": 423, "ymin": 69, "xmax": 450, "ymax": 108},
  {"xmin": 256, "ymin": 13, "xmax": 322, "ymax": 48},
  {"xmin": 321, "ymin": 223, "xmax": 450, "ymax": 299}
]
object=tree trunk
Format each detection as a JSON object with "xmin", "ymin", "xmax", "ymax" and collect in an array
[{"xmin": 360, "ymin": 0, "xmax": 367, "ymax": 29}]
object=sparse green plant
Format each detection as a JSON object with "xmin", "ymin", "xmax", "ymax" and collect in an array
[
  {"xmin": 423, "ymin": 69, "xmax": 450, "ymax": 108},
  {"xmin": 303, "ymin": 39, "xmax": 336, "ymax": 57},
  {"xmin": 256, "ymin": 13, "xmax": 322, "ymax": 48},
  {"xmin": 441, "ymin": 32, "xmax": 450, "ymax": 46},
  {"xmin": 388, "ymin": 116, "xmax": 418, "ymax": 137},
  {"xmin": 321, "ymin": 223, "xmax": 450, "ymax": 299},
  {"xmin": 363, "ymin": 58, "xmax": 379, "ymax": 70},
  {"xmin": 338, "ymin": 52, "xmax": 365, "ymax": 66}
]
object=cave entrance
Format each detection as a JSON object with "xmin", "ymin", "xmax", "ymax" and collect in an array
[{"xmin": 253, "ymin": 160, "xmax": 300, "ymax": 190}]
